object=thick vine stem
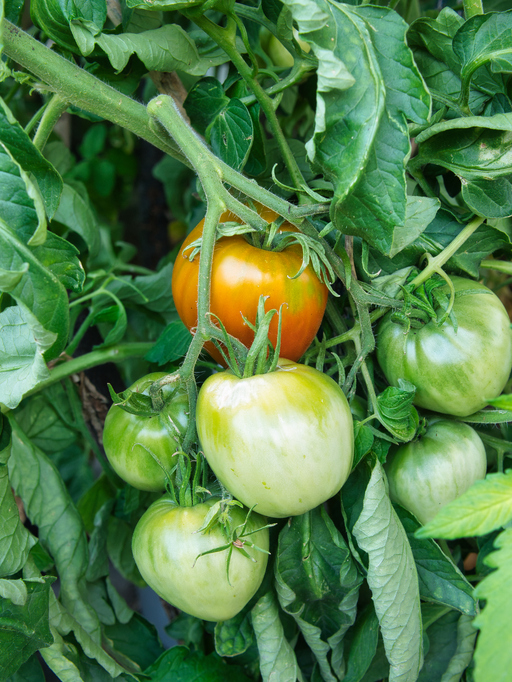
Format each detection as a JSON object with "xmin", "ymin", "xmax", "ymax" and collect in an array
[{"xmin": 1, "ymin": 21, "xmax": 189, "ymax": 165}]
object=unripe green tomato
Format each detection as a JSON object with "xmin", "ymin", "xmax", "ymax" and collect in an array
[
  {"xmin": 103, "ymin": 373, "xmax": 188, "ymax": 492},
  {"xmin": 196, "ymin": 359, "xmax": 354, "ymax": 518},
  {"xmin": 377, "ymin": 276, "xmax": 512, "ymax": 417},
  {"xmin": 385, "ymin": 419, "xmax": 487, "ymax": 525},
  {"xmin": 132, "ymin": 495, "xmax": 269, "ymax": 621}
]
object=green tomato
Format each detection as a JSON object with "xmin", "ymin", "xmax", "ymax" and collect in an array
[
  {"xmin": 377, "ymin": 276, "xmax": 512, "ymax": 417},
  {"xmin": 196, "ymin": 359, "xmax": 354, "ymax": 518},
  {"xmin": 385, "ymin": 419, "xmax": 487, "ymax": 525},
  {"xmin": 132, "ymin": 496, "xmax": 269, "ymax": 622},
  {"xmin": 103, "ymin": 373, "xmax": 188, "ymax": 492}
]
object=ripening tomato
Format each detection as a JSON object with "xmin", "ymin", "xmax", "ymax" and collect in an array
[
  {"xmin": 171, "ymin": 207, "xmax": 328, "ymax": 365},
  {"xmin": 132, "ymin": 495, "xmax": 269, "ymax": 621},
  {"xmin": 385, "ymin": 419, "xmax": 487, "ymax": 525},
  {"xmin": 103, "ymin": 373, "xmax": 188, "ymax": 492},
  {"xmin": 196, "ymin": 359, "xmax": 354, "ymax": 518},
  {"xmin": 377, "ymin": 276, "xmax": 512, "ymax": 417}
]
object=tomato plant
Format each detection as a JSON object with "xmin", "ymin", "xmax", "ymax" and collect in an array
[
  {"xmin": 3, "ymin": 0, "xmax": 512, "ymax": 681},
  {"xmin": 132, "ymin": 495, "xmax": 269, "ymax": 621},
  {"xmin": 377, "ymin": 277, "xmax": 512, "ymax": 417},
  {"xmin": 172, "ymin": 208, "xmax": 328, "ymax": 364},
  {"xmin": 385, "ymin": 419, "xmax": 487, "ymax": 525},
  {"xmin": 196, "ymin": 359, "xmax": 354, "ymax": 518},
  {"xmin": 103, "ymin": 373, "xmax": 188, "ymax": 492}
]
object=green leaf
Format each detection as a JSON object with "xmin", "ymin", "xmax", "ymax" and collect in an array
[
  {"xmin": 329, "ymin": 6, "xmax": 431, "ymax": 256},
  {"xmin": 0, "ymin": 578, "xmax": 54, "ymax": 680},
  {"xmin": 408, "ymin": 8, "xmax": 501, "ymax": 117},
  {"xmin": 376, "ymin": 379, "xmax": 419, "ymax": 442},
  {"xmin": 0, "ymin": 143, "xmax": 46, "ymax": 246},
  {"xmin": 214, "ymin": 609, "xmax": 254, "ymax": 657},
  {"xmin": 51, "ymin": 182, "xmax": 100, "ymax": 257},
  {"xmin": 30, "ymin": 233, "xmax": 85, "ymax": 293},
  {"xmin": 72, "ymin": 23, "xmax": 234, "ymax": 77},
  {"xmin": 352, "ymin": 460, "xmax": 423, "ymax": 682},
  {"xmin": 0, "ymin": 579, "xmax": 28, "ymax": 606},
  {"xmin": 284, "ymin": 0, "xmax": 430, "ymax": 256},
  {"xmin": 107, "ymin": 516, "xmax": 144, "ymax": 587},
  {"xmin": 418, "ymin": 607, "xmax": 475, "ymax": 682},
  {"xmin": 106, "ymin": 263, "xmax": 176, "ymax": 321},
  {"xmin": 453, "ymin": 11, "xmax": 512, "ymax": 84},
  {"xmin": 104, "ymin": 613, "xmax": 164, "ymax": 672},
  {"xmin": 353, "ymin": 421, "xmax": 374, "ymax": 468},
  {"xmin": 144, "ymin": 321, "xmax": 192, "ymax": 365},
  {"xmin": 207, "ymin": 99, "xmax": 254, "ymax": 172},
  {"xmin": 396, "ymin": 506, "xmax": 476, "ymax": 616},
  {"xmin": 388, "ymin": 197, "xmax": 440, "ymax": 259},
  {"xmin": 145, "ymin": 645, "xmax": 252, "ymax": 681},
  {"xmin": 473, "ymin": 528, "xmax": 512, "ymax": 682},
  {"xmin": 0, "ymin": 217, "xmax": 70, "ymax": 360},
  {"xmin": 416, "ymin": 471, "xmax": 512, "ymax": 540},
  {"xmin": 284, "ymin": 0, "xmax": 380, "ymax": 198},
  {"xmin": 0, "ymin": 451, "xmax": 37, "ymax": 578},
  {"xmin": 125, "ymin": 0, "xmax": 203, "ymax": 11},
  {"xmin": 275, "ymin": 506, "xmax": 362, "ymax": 681},
  {"xmin": 14, "ymin": 385, "xmax": 78, "ymax": 455},
  {"xmin": 0, "ymin": 305, "xmax": 56, "ymax": 410},
  {"xmin": 342, "ymin": 603, "xmax": 380, "ymax": 682},
  {"xmin": 6, "ymin": 653, "xmax": 46, "ymax": 682},
  {"xmin": 0, "ymin": 99, "xmax": 62, "ymax": 219},
  {"xmin": 414, "ymin": 114, "xmax": 512, "ymax": 217},
  {"xmin": 438, "ymin": 614, "xmax": 477, "ymax": 682},
  {"xmin": 251, "ymin": 591, "xmax": 299, "ymax": 682},
  {"xmin": 38, "ymin": 629, "xmax": 84, "ymax": 682},
  {"xmin": 7, "ymin": 419, "xmax": 100, "ymax": 641},
  {"xmin": 185, "ymin": 77, "xmax": 229, "ymax": 136}
]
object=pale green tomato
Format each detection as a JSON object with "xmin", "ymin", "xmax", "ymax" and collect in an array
[
  {"xmin": 377, "ymin": 276, "xmax": 512, "ymax": 417},
  {"xmin": 132, "ymin": 496, "xmax": 269, "ymax": 622},
  {"xmin": 196, "ymin": 359, "xmax": 354, "ymax": 518},
  {"xmin": 385, "ymin": 419, "xmax": 487, "ymax": 525}
]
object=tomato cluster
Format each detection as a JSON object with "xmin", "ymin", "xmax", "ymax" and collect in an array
[{"xmin": 103, "ymin": 209, "xmax": 512, "ymax": 623}]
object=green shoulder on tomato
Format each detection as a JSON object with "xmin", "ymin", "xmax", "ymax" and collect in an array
[
  {"xmin": 196, "ymin": 359, "xmax": 354, "ymax": 518},
  {"xmin": 377, "ymin": 276, "xmax": 512, "ymax": 417}
]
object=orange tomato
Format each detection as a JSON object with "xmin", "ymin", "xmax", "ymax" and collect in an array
[{"xmin": 171, "ymin": 208, "xmax": 328, "ymax": 364}]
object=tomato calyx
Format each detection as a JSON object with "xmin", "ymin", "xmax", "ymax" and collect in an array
[
  {"xmin": 192, "ymin": 499, "xmax": 275, "ymax": 585},
  {"xmin": 390, "ymin": 272, "xmax": 457, "ymax": 334},
  {"xmin": 211, "ymin": 294, "xmax": 284, "ymax": 379},
  {"xmin": 182, "ymin": 213, "xmax": 337, "ymax": 294}
]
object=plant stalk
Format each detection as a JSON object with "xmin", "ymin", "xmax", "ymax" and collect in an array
[
  {"xmin": 187, "ymin": 14, "xmax": 307, "ymax": 194},
  {"xmin": 1, "ymin": 20, "xmax": 189, "ymax": 166},
  {"xmin": 32, "ymin": 93, "xmax": 69, "ymax": 151}
]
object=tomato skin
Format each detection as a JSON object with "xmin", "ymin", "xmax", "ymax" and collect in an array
[
  {"xmin": 377, "ymin": 276, "xmax": 512, "ymax": 417},
  {"xmin": 103, "ymin": 373, "xmax": 188, "ymax": 492},
  {"xmin": 196, "ymin": 359, "xmax": 354, "ymax": 518},
  {"xmin": 132, "ymin": 496, "xmax": 269, "ymax": 621},
  {"xmin": 385, "ymin": 419, "xmax": 487, "ymax": 525},
  {"xmin": 171, "ymin": 208, "xmax": 328, "ymax": 364}
]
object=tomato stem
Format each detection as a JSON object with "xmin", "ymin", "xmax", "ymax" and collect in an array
[
  {"xmin": 186, "ymin": 13, "xmax": 308, "ymax": 196},
  {"xmin": 31, "ymin": 93, "xmax": 68, "ymax": 151}
]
